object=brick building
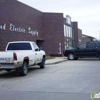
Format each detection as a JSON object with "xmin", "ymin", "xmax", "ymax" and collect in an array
[
  {"xmin": 72, "ymin": 22, "xmax": 96, "ymax": 47},
  {"xmin": 82, "ymin": 34, "xmax": 96, "ymax": 42},
  {"xmin": 72, "ymin": 22, "xmax": 79, "ymax": 47},
  {"xmin": 0, "ymin": 0, "xmax": 64, "ymax": 56}
]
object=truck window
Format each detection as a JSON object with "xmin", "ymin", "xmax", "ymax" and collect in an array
[
  {"xmin": 96, "ymin": 43, "xmax": 100, "ymax": 48},
  {"xmin": 87, "ymin": 43, "xmax": 95, "ymax": 49},
  {"xmin": 78, "ymin": 43, "xmax": 86, "ymax": 49},
  {"xmin": 32, "ymin": 43, "xmax": 39, "ymax": 50},
  {"xmin": 7, "ymin": 43, "xmax": 32, "ymax": 50}
]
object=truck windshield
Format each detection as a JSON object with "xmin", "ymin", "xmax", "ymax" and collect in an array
[{"xmin": 7, "ymin": 43, "xmax": 32, "ymax": 50}]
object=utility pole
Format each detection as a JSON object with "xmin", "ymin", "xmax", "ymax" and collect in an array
[{"xmin": 99, "ymin": 30, "xmax": 100, "ymax": 41}]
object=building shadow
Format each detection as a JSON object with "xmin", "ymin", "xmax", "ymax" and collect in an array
[
  {"xmin": 77, "ymin": 58, "xmax": 99, "ymax": 61},
  {"xmin": 0, "ymin": 66, "xmax": 42, "ymax": 78}
]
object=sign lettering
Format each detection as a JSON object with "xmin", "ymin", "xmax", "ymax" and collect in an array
[
  {"xmin": 0, "ymin": 23, "xmax": 6, "ymax": 30},
  {"xmin": 0, "ymin": 23, "xmax": 38, "ymax": 36}
]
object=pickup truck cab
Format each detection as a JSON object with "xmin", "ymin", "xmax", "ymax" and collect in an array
[
  {"xmin": 63, "ymin": 41, "xmax": 100, "ymax": 60},
  {"xmin": 0, "ymin": 41, "xmax": 46, "ymax": 76}
]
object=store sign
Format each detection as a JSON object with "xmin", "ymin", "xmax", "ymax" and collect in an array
[{"xmin": 0, "ymin": 23, "xmax": 38, "ymax": 36}]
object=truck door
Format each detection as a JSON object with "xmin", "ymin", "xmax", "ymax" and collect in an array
[
  {"xmin": 86, "ymin": 43, "xmax": 97, "ymax": 57},
  {"xmin": 75, "ymin": 43, "xmax": 87, "ymax": 57},
  {"xmin": 32, "ymin": 43, "xmax": 41, "ymax": 63}
]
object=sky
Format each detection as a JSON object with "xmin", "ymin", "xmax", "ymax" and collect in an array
[{"xmin": 18, "ymin": 0, "xmax": 100, "ymax": 40}]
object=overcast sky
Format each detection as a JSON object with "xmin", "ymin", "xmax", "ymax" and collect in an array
[{"xmin": 18, "ymin": 0, "xmax": 100, "ymax": 40}]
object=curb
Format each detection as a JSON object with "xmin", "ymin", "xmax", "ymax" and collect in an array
[{"xmin": 45, "ymin": 59, "xmax": 67, "ymax": 65}]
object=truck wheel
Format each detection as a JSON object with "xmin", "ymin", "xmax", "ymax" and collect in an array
[
  {"xmin": 40, "ymin": 57, "xmax": 45, "ymax": 69},
  {"xmin": 19, "ymin": 62, "xmax": 28, "ymax": 76},
  {"xmin": 68, "ymin": 53, "xmax": 75, "ymax": 60}
]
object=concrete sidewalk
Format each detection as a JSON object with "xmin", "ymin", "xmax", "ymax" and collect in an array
[{"xmin": 45, "ymin": 57, "xmax": 67, "ymax": 65}]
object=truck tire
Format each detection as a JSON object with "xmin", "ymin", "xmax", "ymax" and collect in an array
[
  {"xmin": 68, "ymin": 53, "xmax": 75, "ymax": 60},
  {"xmin": 19, "ymin": 62, "xmax": 28, "ymax": 76},
  {"xmin": 40, "ymin": 57, "xmax": 45, "ymax": 69}
]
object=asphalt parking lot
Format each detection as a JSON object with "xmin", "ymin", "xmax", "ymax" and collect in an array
[{"xmin": 0, "ymin": 58, "xmax": 100, "ymax": 100}]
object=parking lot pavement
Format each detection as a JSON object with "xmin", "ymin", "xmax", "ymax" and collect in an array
[
  {"xmin": 0, "ymin": 57, "xmax": 67, "ymax": 74},
  {"xmin": 45, "ymin": 57, "xmax": 67, "ymax": 65}
]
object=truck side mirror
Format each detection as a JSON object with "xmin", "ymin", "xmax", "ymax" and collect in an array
[{"xmin": 35, "ymin": 48, "xmax": 39, "ymax": 51}]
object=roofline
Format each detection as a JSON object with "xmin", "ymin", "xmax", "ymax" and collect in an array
[{"xmin": 8, "ymin": 41, "xmax": 35, "ymax": 43}]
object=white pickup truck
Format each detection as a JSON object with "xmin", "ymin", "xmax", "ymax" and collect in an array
[{"xmin": 0, "ymin": 41, "xmax": 46, "ymax": 76}]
